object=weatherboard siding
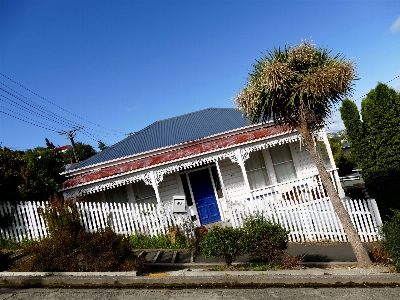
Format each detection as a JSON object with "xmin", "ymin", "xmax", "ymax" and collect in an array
[
  {"xmin": 290, "ymin": 141, "xmax": 318, "ymax": 178},
  {"xmin": 158, "ymin": 172, "xmax": 181, "ymax": 207},
  {"xmin": 218, "ymin": 158, "xmax": 248, "ymax": 204}
]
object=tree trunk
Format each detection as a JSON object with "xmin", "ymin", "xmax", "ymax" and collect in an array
[{"xmin": 296, "ymin": 125, "xmax": 373, "ymax": 268}]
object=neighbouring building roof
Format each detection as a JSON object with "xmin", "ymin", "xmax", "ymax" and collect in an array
[
  {"xmin": 68, "ymin": 108, "xmax": 251, "ymax": 171},
  {"xmin": 52, "ymin": 145, "xmax": 71, "ymax": 153},
  {"xmin": 341, "ymin": 142, "xmax": 351, "ymax": 149}
]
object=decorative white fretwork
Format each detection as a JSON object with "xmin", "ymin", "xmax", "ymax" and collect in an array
[
  {"xmin": 141, "ymin": 172, "xmax": 152, "ymax": 186},
  {"xmin": 63, "ymin": 172, "xmax": 150, "ymax": 199},
  {"xmin": 152, "ymin": 150, "xmax": 238, "ymax": 181},
  {"xmin": 239, "ymin": 132, "xmax": 301, "ymax": 163}
]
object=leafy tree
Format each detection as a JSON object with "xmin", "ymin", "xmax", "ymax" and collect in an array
[
  {"xmin": 234, "ymin": 40, "xmax": 372, "ymax": 267},
  {"xmin": 340, "ymin": 83, "xmax": 400, "ymax": 220},
  {"xmin": 0, "ymin": 143, "xmax": 65, "ymax": 206},
  {"xmin": 328, "ymin": 137, "xmax": 355, "ymax": 176},
  {"xmin": 64, "ymin": 142, "xmax": 96, "ymax": 164},
  {"xmin": 45, "ymin": 138, "xmax": 55, "ymax": 149},
  {"xmin": 97, "ymin": 140, "xmax": 108, "ymax": 151},
  {"xmin": 21, "ymin": 148, "xmax": 65, "ymax": 202},
  {"xmin": 0, "ymin": 147, "xmax": 25, "ymax": 204}
]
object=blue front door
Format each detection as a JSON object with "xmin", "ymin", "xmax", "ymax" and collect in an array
[{"xmin": 189, "ymin": 168, "xmax": 221, "ymax": 225}]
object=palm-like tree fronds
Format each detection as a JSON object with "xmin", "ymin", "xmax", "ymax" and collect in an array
[{"xmin": 234, "ymin": 40, "xmax": 356, "ymax": 131}]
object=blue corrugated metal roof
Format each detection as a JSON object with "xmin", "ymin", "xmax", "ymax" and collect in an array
[{"xmin": 69, "ymin": 108, "xmax": 251, "ymax": 170}]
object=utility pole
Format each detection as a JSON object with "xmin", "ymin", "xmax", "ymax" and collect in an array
[{"xmin": 59, "ymin": 127, "xmax": 84, "ymax": 163}]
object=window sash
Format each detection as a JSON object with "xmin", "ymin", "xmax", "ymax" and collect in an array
[
  {"xmin": 245, "ymin": 151, "xmax": 270, "ymax": 190},
  {"xmin": 269, "ymin": 144, "xmax": 297, "ymax": 183},
  {"xmin": 132, "ymin": 180, "xmax": 156, "ymax": 201}
]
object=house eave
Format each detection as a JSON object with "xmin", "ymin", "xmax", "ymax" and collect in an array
[
  {"xmin": 61, "ymin": 121, "xmax": 273, "ymax": 178},
  {"xmin": 61, "ymin": 124, "xmax": 295, "ymax": 192}
]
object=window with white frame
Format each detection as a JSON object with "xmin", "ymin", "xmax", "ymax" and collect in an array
[
  {"xmin": 131, "ymin": 180, "xmax": 156, "ymax": 203},
  {"xmin": 269, "ymin": 144, "xmax": 297, "ymax": 183},
  {"xmin": 245, "ymin": 150, "xmax": 270, "ymax": 190}
]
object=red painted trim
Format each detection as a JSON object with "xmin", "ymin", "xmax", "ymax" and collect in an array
[{"xmin": 62, "ymin": 125, "xmax": 290, "ymax": 189}]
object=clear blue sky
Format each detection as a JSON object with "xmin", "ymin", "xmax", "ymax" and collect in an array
[{"xmin": 1, "ymin": 0, "xmax": 399, "ymax": 151}]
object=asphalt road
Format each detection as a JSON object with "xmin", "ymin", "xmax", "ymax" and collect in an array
[{"xmin": 1, "ymin": 288, "xmax": 399, "ymax": 299}]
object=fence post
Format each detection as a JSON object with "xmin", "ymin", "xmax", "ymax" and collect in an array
[{"xmin": 369, "ymin": 199, "xmax": 383, "ymax": 227}]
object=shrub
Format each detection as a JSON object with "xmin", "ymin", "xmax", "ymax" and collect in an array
[
  {"xmin": 129, "ymin": 221, "xmax": 196, "ymax": 250},
  {"xmin": 199, "ymin": 226, "xmax": 244, "ymax": 266},
  {"xmin": 380, "ymin": 210, "xmax": 400, "ymax": 272},
  {"xmin": 130, "ymin": 233, "xmax": 172, "ymax": 249},
  {"xmin": 13, "ymin": 230, "xmax": 148, "ymax": 272},
  {"xmin": 16, "ymin": 231, "xmax": 79, "ymax": 272},
  {"xmin": 241, "ymin": 214, "xmax": 289, "ymax": 263},
  {"xmin": 13, "ymin": 195, "xmax": 147, "ymax": 272},
  {"xmin": 0, "ymin": 238, "xmax": 19, "ymax": 250},
  {"xmin": 368, "ymin": 246, "xmax": 391, "ymax": 265},
  {"xmin": 38, "ymin": 194, "xmax": 83, "ymax": 237}
]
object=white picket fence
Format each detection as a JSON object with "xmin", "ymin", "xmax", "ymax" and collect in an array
[
  {"xmin": 1, "ymin": 196, "xmax": 382, "ymax": 243},
  {"xmin": 229, "ymin": 195, "xmax": 382, "ymax": 243},
  {"xmin": 0, "ymin": 201, "xmax": 192, "ymax": 242}
]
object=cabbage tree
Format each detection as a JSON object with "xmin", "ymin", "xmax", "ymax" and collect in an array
[{"xmin": 234, "ymin": 40, "xmax": 372, "ymax": 267}]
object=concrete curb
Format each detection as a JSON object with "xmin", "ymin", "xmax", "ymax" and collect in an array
[
  {"xmin": 0, "ymin": 271, "xmax": 139, "ymax": 277},
  {"xmin": 148, "ymin": 261, "xmax": 359, "ymax": 270},
  {"xmin": 1, "ymin": 268, "xmax": 399, "ymax": 288},
  {"xmin": 1, "ymin": 274, "xmax": 399, "ymax": 288}
]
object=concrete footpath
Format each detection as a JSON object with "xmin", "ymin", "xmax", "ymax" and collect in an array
[{"xmin": 1, "ymin": 244, "xmax": 399, "ymax": 288}]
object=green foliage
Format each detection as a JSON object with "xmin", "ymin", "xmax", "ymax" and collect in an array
[
  {"xmin": 241, "ymin": 214, "xmax": 289, "ymax": 263},
  {"xmin": 234, "ymin": 40, "xmax": 356, "ymax": 132},
  {"xmin": 0, "ymin": 238, "xmax": 37, "ymax": 250},
  {"xmin": 97, "ymin": 140, "xmax": 108, "ymax": 151},
  {"xmin": 0, "ymin": 147, "xmax": 26, "ymax": 204},
  {"xmin": 0, "ymin": 238, "xmax": 19, "ymax": 250},
  {"xmin": 22, "ymin": 148, "xmax": 65, "ymax": 202},
  {"xmin": 340, "ymin": 84, "xmax": 400, "ymax": 219},
  {"xmin": 130, "ymin": 233, "xmax": 172, "ymax": 249},
  {"xmin": 12, "ymin": 199, "xmax": 147, "ymax": 272},
  {"xmin": 328, "ymin": 138, "xmax": 355, "ymax": 176},
  {"xmin": 14, "ymin": 229, "xmax": 147, "ymax": 272},
  {"xmin": 129, "ymin": 224, "xmax": 196, "ymax": 250},
  {"xmin": 64, "ymin": 142, "xmax": 96, "ymax": 164},
  {"xmin": 0, "ymin": 144, "xmax": 65, "ymax": 205},
  {"xmin": 45, "ymin": 138, "xmax": 55, "ymax": 149},
  {"xmin": 200, "ymin": 226, "xmax": 245, "ymax": 266},
  {"xmin": 38, "ymin": 194, "xmax": 83, "ymax": 237},
  {"xmin": 380, "ymin": 210, "xmax": 400, "ymax": 272}
]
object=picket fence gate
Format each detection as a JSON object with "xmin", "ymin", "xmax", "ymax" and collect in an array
[
  {"xmin": 0, "ymin": 201, "xmax": 192, "ymax": 242},
  {"xmin": 229, "ymin": 196, "xmax": 382, "ymax": 243}
]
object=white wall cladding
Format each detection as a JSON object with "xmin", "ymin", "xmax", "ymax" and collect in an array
[
  {"xmin": 158, "ymin": 172, "xmax": 181, "ymax": 207},
  {"xmin": 218, "ymin": 158, "xmax": 248, "ymax": 204},
  {"xmin": 290, "ymin": 141, "xmax": 318, "ymax": 178}
]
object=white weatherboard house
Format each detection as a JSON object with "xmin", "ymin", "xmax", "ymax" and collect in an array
[{"xmin": 60, "ymin": 108, "xmax": 344, "ymax": 228}]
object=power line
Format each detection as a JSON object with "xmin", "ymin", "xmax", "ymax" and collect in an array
[
  {"xmin": 0, "ymin": 86, "xmax": 116, "ymax": 143},
  {"xmin": 0, "ymin": 110, "xmax": 59, "ymax": 132},
  {"xmin": 0, "ymin": 73, "xmax": 124, "ymax": 134},
  {"xmin": 0, "ymin": 87, "xmax": 83, "ymax": 128},
  {"xmin": 351, "ymin": 75, "xmax": 400, "ymax": 103},
  {"xmin": 0, "ymin": 81, "xmax": 123, "ymax": 136},
  {"xmin": 0, "ymin": 94, "xmax": 80, "ymax": 129}
]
